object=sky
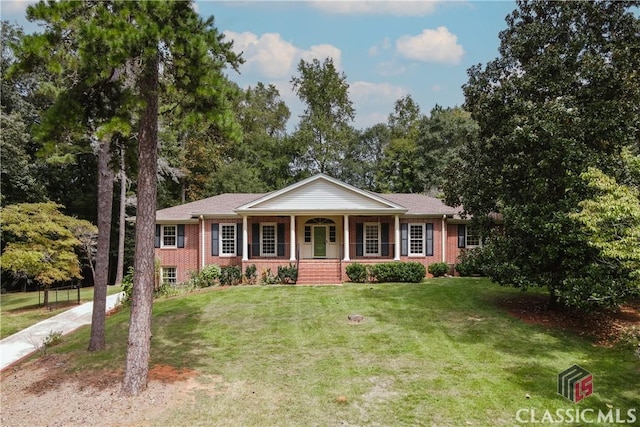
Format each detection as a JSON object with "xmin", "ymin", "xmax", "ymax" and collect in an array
[{"xmin": 1, "ymin": 0, "xmax": 518, "ymax": 130}]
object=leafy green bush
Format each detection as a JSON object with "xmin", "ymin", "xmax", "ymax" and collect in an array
[
  {"xmin": 245, "ymin": 264, "xmax": 257, "ymax": 285},
  {"xmin": 455, "ymin": 248, "xmax": 485, "ymax": 276},
  {"xmin": 428, "ymin": 262, "xmax": 449, "ymax": 277},
  {"xmin": 277, "ymin": 264, "xmax": 298, "ymax": 284},
  {"xmin": 371, "ymin": 263, "xmax": 394, "ymax": 283},
  {"xmin": 399, "ymin": 262, "xmax": 427, "ymax": 283},
  {"xmin": 260, "ymin": 268, "xmax": 278, "ymax": 285},
  {"xmin": 120, "ymin": 266, "xmax": 134, "ymax": 305},
  {"xmin": 155, "ymin": 282, "xmax": 179, "ymax": 298},
  {"xmin": 220, "ymin": 265, "xmax": 242, "ymax": 286},
  {"xmin": 39, "ymin": 329, "xmax": 63, "ymax": 355},
  {"xmin": 193, "ymin": 264, "xmax": 221, "ymax": 287},
  {"xmin": 346, "ymin": 263, "xmax": 369, "ymax": 283},
  {"xmin": 370, "ymin": 262, "xmax": 426, "ymax": 283}
]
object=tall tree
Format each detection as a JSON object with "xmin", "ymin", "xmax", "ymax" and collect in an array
[
  {"xmin": 113, "ymin": 142, "xmax": 128, "ymax": 286},
  {"xmin": 15, "ymin": 2, "xmax": 133, "ymax": 354},
  {"xmin": 291, "ymin": 57, "xmax": 355, "ymax": 178},
  {"xmin": 342, "ymin": 123, "xmax": 389, "ymax": 191},
  {"xmin": 445, "ymin": 0, "xmax": 640, "ymax": 309},
  {"xmin": 0, "ymin": 108, "xmax": 47, "ymax": 205},
  {"xmin": 18, "ymin": 0, "xmax": 241, "ymax": 394},
  {"xmin": 417, "ymin": 106, "xmax": 478, "ymax": 194},
  {"xmin": 234, "ymin": 82, "xmax": 294, "ymax": 190},
  {"xmin": 1, "ymin": 22, "xmax": 47, "ymax": 206},
  {"xmin": 377, "ymin": 95, "xmax": 423, "ymax": 193}
]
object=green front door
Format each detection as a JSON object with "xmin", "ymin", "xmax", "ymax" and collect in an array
[{"xmin": 313, "ymin": 226, "xmax": 327, "ymax": 257}]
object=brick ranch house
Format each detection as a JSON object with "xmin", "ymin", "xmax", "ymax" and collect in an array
[{"xmin": 154, "ymin": 173, "xmax": 479, "ymax": 285}]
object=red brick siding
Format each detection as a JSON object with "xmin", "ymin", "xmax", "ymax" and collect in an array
[
  {"xmin": 155, "ymin": 223, "xmax": 200, "ymax": 283},
  {"xmin": 156, "ymin": 216, "xmax": 469, "ymax": 284},
  {"xmin": 202, "ymin": 219, "xmax": 242, "ymax": 272}
]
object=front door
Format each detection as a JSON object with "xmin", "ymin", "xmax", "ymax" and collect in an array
[{"xmin": 313, "ymin": 226, "xmax": 327, "ymax": 257}]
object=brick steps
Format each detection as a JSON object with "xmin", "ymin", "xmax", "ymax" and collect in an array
[{"xmin": 297, "ymin": 260, "xmax": 343, "ymax": 285}]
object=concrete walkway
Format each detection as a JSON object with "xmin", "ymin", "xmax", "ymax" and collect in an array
[{"xmin": 0, "ymin": 292, "xmax": 124, "ymax": 371}]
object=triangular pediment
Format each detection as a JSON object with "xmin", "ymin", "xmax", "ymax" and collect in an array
[{"xmin": 235, "ymin": 174, "xmax": 406, "ymax": 214}]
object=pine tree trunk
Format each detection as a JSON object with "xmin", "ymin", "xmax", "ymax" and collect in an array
[
  {"xmin": 122, "ymin": 54, "xmax": 159, "ymax": 396},
  {"xmin": 88, "ymin": 138, "xmax": 114, "ymax": 351},
  {"xmin": 114, "ymin": 143, "xmax": 127, "ymax": 286}
]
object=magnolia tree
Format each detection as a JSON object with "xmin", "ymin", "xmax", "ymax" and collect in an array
[{"xmin": 445, "ymin": 0, "xmax": 640, "ymax": 309}]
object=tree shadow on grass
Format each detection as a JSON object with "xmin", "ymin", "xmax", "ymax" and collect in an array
[{"xmin": 148, "ymin": 295, "xmax": 215, "ymax": 371}]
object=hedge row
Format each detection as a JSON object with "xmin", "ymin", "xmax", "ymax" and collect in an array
[{"xmin": 345, "ymin": 262, "xmax": 426, "ymax": 283}]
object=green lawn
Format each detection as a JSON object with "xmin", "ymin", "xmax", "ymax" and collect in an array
[
  {"xmin": 0, "ymin": 285, "xmax": 122, "ymax": 339},
  {"xmin": 47, "ymin": 279, "xmax": 640, "ymax": 426}
]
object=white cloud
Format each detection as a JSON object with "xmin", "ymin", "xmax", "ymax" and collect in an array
[
  {"xmin": 368, "ymin": 37, "xmax": 391, "ymax": 57},
  {"xmin": 376, "ymin": 60, "xmax": 406, "ymax": 76},
  {"xmin": 225, "ymin": 31, "xmax": 299, "ymax": 79},
  {"xmin": 396, "ymin": 26, "xmax": 464, "ymax": 64},
  {"xmin": 1, "ymin": 0, "xmax": 36, "ymax": 15},
  {"xmin": 349, "ymin": 81, "xmax": 409, "ymax": 128},
  {"xmin": 224, "ymin": 31, "xmax": 342, "ymax": 80},
  {"xmin": 310, "ymin": 0, "xmax": 438, "ymax": 16},
  {"xmin": 300, "ymin": 44, "xmax": 343, "ymax": 70}
]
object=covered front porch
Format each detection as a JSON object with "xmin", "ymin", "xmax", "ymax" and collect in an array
[{"xmin": 241, "ymin": 214, "xmax": 402, "ymax": 262}]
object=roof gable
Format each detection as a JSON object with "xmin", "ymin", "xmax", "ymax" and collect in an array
[{"xmin": 235, "ymin": 174, "xmax": 406, "ymax": 214}]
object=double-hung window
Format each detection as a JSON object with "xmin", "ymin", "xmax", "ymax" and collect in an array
[
  {"xmin": 220, "ymin": 224, "xmax": 236, "ymax": 256},
  {"xmin": 364, "ymin": 223, "xmax": 380, "ymax": 256},
  {"xmin": 409, "ymin": 224, "xmax": 425, "ymax": 256},
  {"xmin": 161, "ymin": 267, "xmax": 177, "ymax": 285},
  {"xmin": 162, "ymin": 225, "xmax": 177, "ymax": 248},
  {"xmin": 466, "ymin": 226, "xmax": 481, "ymax": 247},
  {"xmin": 458, "ymin": 224, "xmax": 481, "ymax": 248},
  {"xmin": 261, "ymin": 223, "xmax": 276, "ymax": 256}
]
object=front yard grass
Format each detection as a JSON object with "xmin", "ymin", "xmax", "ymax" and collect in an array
[
  {"xmin": 50, "ymin": 278, "xmax": 639, "ymax": 426},
  {"xmin": 0, "ymin": 285, "xmax": 122, "ymax": 339}
]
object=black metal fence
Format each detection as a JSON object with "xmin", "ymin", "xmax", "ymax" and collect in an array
[{"xmin": 39, "ymin": 284, "xmax": 81, "ymax": 309}]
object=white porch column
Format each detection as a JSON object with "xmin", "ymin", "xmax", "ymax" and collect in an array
[
  {"xmin": 343, "ymin": 214, "xmax": 350, "ymax": 261},
  {"xmin": 242, "ymin": 215, "xmax": 249, "ymax": 261},
  {"xmin": 394, "ymin": 215, "xmax": 401, "ymax": 260},
  {"xmin": 290, "ymin": 215, "xmax": 296, "ymax": 261},
  {"xmin": 200, "ymin": 215, "xmax": 205, "ymax": 270},
  {"xmin": 442, "ymin": 215, "xmax": 447, "ymax": 263}
]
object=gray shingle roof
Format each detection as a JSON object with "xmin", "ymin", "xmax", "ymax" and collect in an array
[
  {"xmin": 155, "ymin": 191, "xmax": 460, "ymax": 221},
  {"xmin": 155, "ymin": 193, "xmax": 265, "ymax": 221},
  {"xmin": 376, "ymin": 193, "xmax": 460, "ymax": 216}
]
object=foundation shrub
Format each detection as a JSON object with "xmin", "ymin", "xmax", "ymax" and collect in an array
[
  {"xmin": 189, "ymin": 264, "xmax": 221, "ymax": 288},
  {"xmin": 220, "ymin": 265, "xmax": 242, "ymax": 286},
  {"xmin": 370, "ymin": 262, "xmax": 426, "ymax": 283},
  {"xmin": 456, "ymin": 248, "xmax": 485, "ymax": 276},
  {"xmin": 346, "ymin": 263, "xmax": 369, "ymax": 283},
  {"xmin": 277, "ymin": 264, "xmax": 298, "ymax": 284},
  {"xmin": 428, "ymin": 262, "xmax": 449, "ymax": 277}
]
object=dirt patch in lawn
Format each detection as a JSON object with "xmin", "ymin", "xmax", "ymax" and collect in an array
[
  {"xmin": 496, "ymin": 294, "xmax": 640, "ymax": 347},
  {"xmin": 1, "ymin": 354, "xmax": 221, "ymax": 427}
]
